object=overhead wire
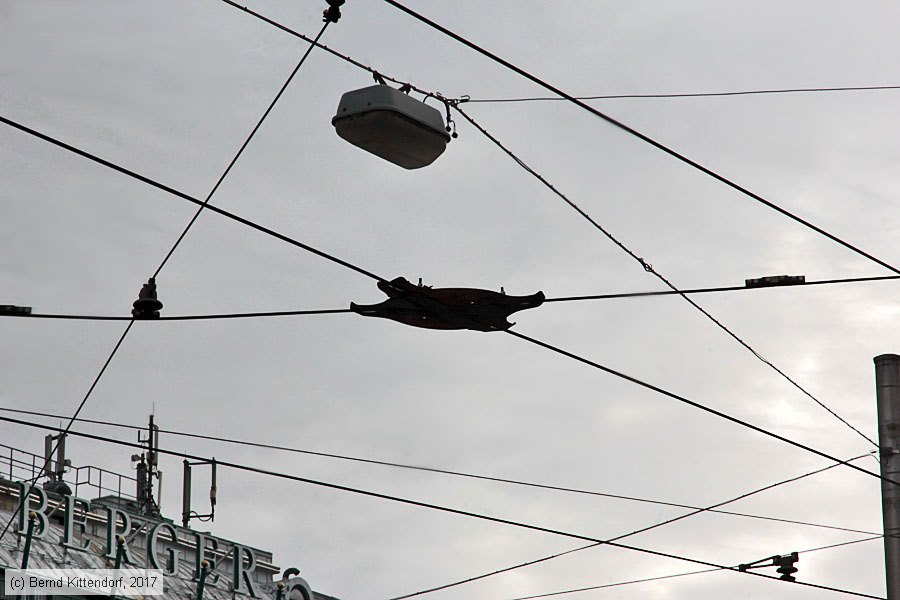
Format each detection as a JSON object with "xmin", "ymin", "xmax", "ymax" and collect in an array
[
  {"xmin": 3, "ymin": 111, "xmax": 892, "ymax": 490},
  {"xmin": 453, "ymin": 104, "xmax": 876, "ymax": 448},
  {"xmin": 386, "ymin": 451, "xmax": 877, "ymax": 600},
  {"xmin": 152, "ymin": 18, "xmax": 334, "ymax": 278},
  {"xmin": 218, "ymin": 0, "xmax": 436, "ymax": 97},
  {"xmin": 5, "ymin": 274, "xmax": 899, "ymax": 322},
  {"xmin": 0, "ymin": 407, "xmax": 876, "ymax": 538},
  {"xmin": 0, "ymin": 320, "xmax": 134, "ymax": 541},
  {"xmin": 380, "ymin": 0, "xmax": 900, "ymax": 279},
  {"xmin": 0, "ymin": 415, "xmax": 884, "ymax": 600},
  {"xmin": 544, "ymin": 274, "xmax": 900, "ymax": 303},
  {"xmin": 505, "ymin": 329, "xmax": 892, "ymax": 486},
  {"xmin": 467, "ymin": 84, "xmax": 900, "ymax": 103},
  {"xmin": 506, "ymin": 536, "xmax": 884, "ymax": 600},
  {"xmin": 0, "ymin": 113, "xmax": 386, "ymax": 284},
  {"xmin": 5, "ymin": 308, "xmax": 353, "ymax": 321},
  {"xmin": 3, "ymin": 9, "xmax": 884, "ymax": 596}
]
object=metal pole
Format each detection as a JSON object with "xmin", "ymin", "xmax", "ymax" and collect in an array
[
  {"xmin": 196, "ymin": 560, "xmax": 209, "ymax": 600},
  {"xmin": 875, "ymin": 353, "xmax": 900, "ymax": 599},
  {"xmin": 21, "ymin": 512, "xmax": 37, "ymax": 569}
]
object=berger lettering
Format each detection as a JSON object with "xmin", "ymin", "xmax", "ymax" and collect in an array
[
  {"xmin": 16, "ymin": 482, "xmax": 49, "ymax": 539},
  {"xmin": 147, "ymin": 521, "xmax": 179, "ymax": 575},
  {"xmin": 61, "ymin": 494, "xmax": 91, "ymax": 551},
  {"xmin": 16, "ymin": 490, "xmax": 263, "ymax": 597}
]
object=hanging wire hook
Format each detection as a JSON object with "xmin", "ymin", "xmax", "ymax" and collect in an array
[{"xmin": 422, "ymin": 92, "xmax": 460, "ymax": 140}]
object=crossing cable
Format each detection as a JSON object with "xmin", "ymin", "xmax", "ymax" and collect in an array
[
  {"xmin": 6, "ymin": 274, "xmax": 898, "ymax": 322},
  {"xmin": 0, "ymin": 8, "xmax": 341, "ymax": 543},
  {"xmin": 380, "ymin": 0, "xmax": 900, "ymax": 279},
  {"xmin": 454, "ymin": 103, "xmax": 877, "ymax": 448},
  {"xmin": 5, "ymin": 308, "xmax": 353, "ymax": 321},
  {"xmin": 386, "ymin": 451, "xmax": 877, "ymax": 600},
  {"xmin": 0, "ymin": 113, "xmax": 385, "ymax": 284},
  {"xmin": 153, "ymin": 18, "xmax": 334, "ymax": 277},
  {"xmin": 218, "ymin": 0, "xmax": 436, "ymax": 97},
  {"xmin": 217, "ymin": 0, "xmax": 886, "ymax": 451},
  {"xmin": 0, "ymin": 407, "xmax": 877, "ymax": 538},
  {"xmin": 0, "ymin": 415, "xmax": 883, "ymax": 600},
  {"xmin": 0, "ymin": 113, "xmax": 887, "ymax": 481},
  {"xmin": 506, "ymin": 535, "xmax": 884, "ymax": 600},
  {"xmin": 467, "ymin": 84, "xmax": 900, "ymax": 103},
  {"xmin": 506, "ymin": 329, "xmax": 892, "ymax": 486},
  {"xmin": 0, "ymin": 321, "xmax": 134, "ymax": 542},
  {"xmin": 545, "ymin": 274, "xmax": 900, "ymax": 303}
]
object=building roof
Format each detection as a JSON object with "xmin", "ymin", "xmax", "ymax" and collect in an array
[{"xmin": 0, "ymin": 478, "xmax": 336, "ymax": 600}]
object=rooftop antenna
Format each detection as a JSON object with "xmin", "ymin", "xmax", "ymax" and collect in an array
[
  {"xmin": 182, "ymin": 457, "xmax": 216, "ymax": 528},
  {"xmin": 42, "ymin": 430, "xmax": 72, "ymax": 495},
  {"xmin": 133, "ymin": 415, "xmax": 162, "ymax": 517}
]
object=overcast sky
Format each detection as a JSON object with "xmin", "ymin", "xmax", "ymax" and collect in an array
[{"xmin": 3, "ymin": 1, "xmax": 900, "ymax": 599}]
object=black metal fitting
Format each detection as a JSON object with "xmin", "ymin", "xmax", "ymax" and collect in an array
[{"xmin": 323, "ymin": 0, "xmax": 345, "ymax": 23}]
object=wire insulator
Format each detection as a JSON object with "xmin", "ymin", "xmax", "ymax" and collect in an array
[{"xmin": 323, "ymin": 0, "xmax": 344, "ymax": 23}]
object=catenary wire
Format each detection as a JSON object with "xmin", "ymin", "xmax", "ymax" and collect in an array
[
  {"xmin": 200, "ymin": 2, "xmax": 883, "ymax": 448},
  {"xmin": 380, "ymin": 0, "xmax": 900, "ymax": 279},
  {"xmin": 214, "ymin": 0, "xmax": 897, "ymax": 451},
  {"xmin": 153, "ymin": 19, "xmax": 332, "ymax": 277},
  {"xmin": 5, "ymin": 104, "xmax": 893, "ymax": 515},
  {"xmin": 468, "ymin": 84, "xmax": 900, "ymax": 103},
  {"xmin": 0, "ymin": 407, "xmax": 876, "ymax": 538},
  {"xmin": 454, "ymin": 104, "xmax": 876, "ymax": 448},
  {"xmin": 0, "ymin": 415, "xmax": 883, "ymax": 600},
  {"xmin": 507, "ymin": 536, "xmax": 884, "ymax": 600},
  {"xmin": 218, "ymin": 0, "xmax": 435, "ymax": 97},
  {"xmin": 0, "ymin": 113, "xmax": 386, "ymax": 284},
  {"xmin": 6, "ymin": 274, "xmax": 897, "ymax": 322},
  {"xmin": 386, "ymin": 451, "xmax": 876, "ymax": 600},
  {"xmin": 0, "ymin": 116, "xmax": 886, "ymax": 484},
  {"xmin": 505, "ymin": 329, "xmax": 892, "ymax": 486},
  {"xmin": 5, "ymin": 9, "xmax": 880, "ymax": 596},
  {"xmin": 210, "ymin": 2, "xmax": 877, "ymax": 452},
  {"xmin": 545, "ymin": 274, "xmax": 900, "ymax": 303},
  {"xmin": 5, "ymin": 308, "xmax": 353, "ymax": 321},
  {"xmin": 0, "ymin": 11, "xmax": 884, "ymax": 588}
]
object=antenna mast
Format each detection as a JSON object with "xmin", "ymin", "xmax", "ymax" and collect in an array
[{"xmin": 134, "ymin": 415, "xmax": 162, "ymax": 518}]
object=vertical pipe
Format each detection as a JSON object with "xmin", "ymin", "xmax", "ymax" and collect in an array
[
  {"xmin": 182, "ymin": 460, "xmax": 192, "ymax": 528},
  {"xmin": 56, "ymin": 433, "xmax": 66, "ymax": 478},
  {"xmin": 44, "ymin": 434, "xmax": 53, "ymax": 478},
  {"xmin": 209, "ymin": 459, "xmax": 217, "ymax": 517},
  {"xmin": 114, "ymin": 535, "xmax": 126, "ymax": 569},
  {"xmin": 875, "ymin": 353, "xmax": 900, "ymax": 599},
  {"xmin": 21, "ymin": 512, "xmax": 36, "ymax": 569},
  {"xmin": 196, "ymin": 560, "xmax": 209, "ymax": 600}
]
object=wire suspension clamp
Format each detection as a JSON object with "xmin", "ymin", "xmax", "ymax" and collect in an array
[
  {"xmin": 738, "ymin": 552, "xmax": 799, "ymax": 581},
  {"xmin": 323, "ymin": 0, "xmax": 345, "ymax": 23}
]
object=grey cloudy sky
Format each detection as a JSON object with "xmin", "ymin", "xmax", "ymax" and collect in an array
[{"xmin": 3, "ymin": 1, "xmax": 900, "ymax": 599}]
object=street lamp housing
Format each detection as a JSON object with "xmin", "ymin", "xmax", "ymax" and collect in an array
[{"xmin": 332, "ymin": 84, "xmax": 450, "ymax": 169}]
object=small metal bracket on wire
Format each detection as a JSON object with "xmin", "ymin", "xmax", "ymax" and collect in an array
[
  {"xmin": 738, "ymin": 552, "xmax": 799, "ymax": 581},
  {"xmin": 424, "ymin": 93, "xmax": 470, "ymax": 141}
]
